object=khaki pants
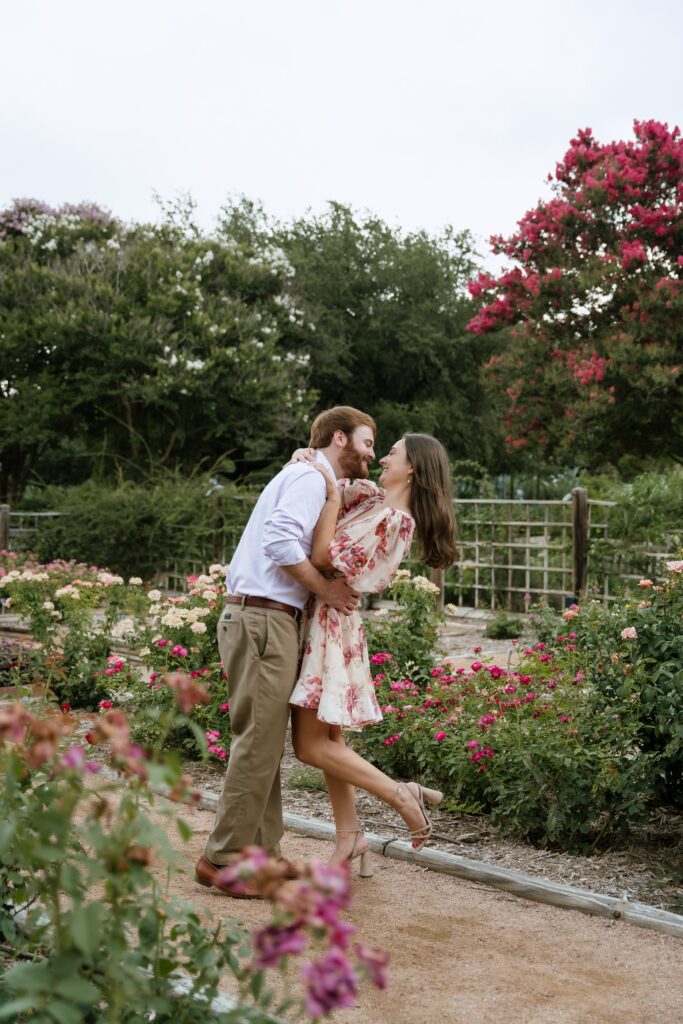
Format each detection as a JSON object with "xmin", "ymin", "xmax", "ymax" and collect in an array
[{"xmin": 204, "ymin": 605, "xmax": 300, "ymax": 863}]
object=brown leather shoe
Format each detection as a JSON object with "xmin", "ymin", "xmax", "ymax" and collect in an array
[
  {"xmin": 277, "ymin": 857, "xmax": 299, "ymax": 880},
  {"xmin": 195, "ymin": 855, "xmax": 265, "ymax": 899}
]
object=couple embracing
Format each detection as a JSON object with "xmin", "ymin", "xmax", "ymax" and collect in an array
[{"xmin": 196, "ymin": 406, "xmax": 458, "ymax": 897}]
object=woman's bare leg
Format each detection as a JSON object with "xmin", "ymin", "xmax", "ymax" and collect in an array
[
  {"xmin": 291, "ymin": 707, "xmax": 426, "ymax": 839},
  {"xmin": 323, "ymin": 727, "xmax": 368, "ymax": 861}
]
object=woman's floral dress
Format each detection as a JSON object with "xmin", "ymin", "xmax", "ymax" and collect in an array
[{"xmin": 289, "ymin": 479, "xmax": 414, "ymax": 728}]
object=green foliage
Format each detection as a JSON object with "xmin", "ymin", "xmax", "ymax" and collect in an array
[
  {"xmin": 0, "ymin": 638, "xmax": 43, "ymax": 690},
  {"xmin": 361, "ymin": 570, "xmax": 677, "ymax": 850},
  {"xmin": 542, "ymin": 562, "xmax": 683, "ymax": 801},
  {"xmin": 582, "ymin": 467, "xmax": 683, "ymax": 549},
  {"xmin": 0, "ymin": 687, "xmax": 387, "ymax": 1021},
  {"xmin": 0, "ymin": 562, "xmax": 145, "ymax": 710},
  {"xmin": 288, "ymin": 766, "xmax": 327, "ymax": 792},
  {"xmin": 364, "ymin": 572, "xmax": 442, "ymax": 683},
  {"xmin": 469, "ymin": 121, "xmax": 683, "ymax": 468},
  {"xmin": 251, "ymin": 200, "xmax": 502, "ymax": 465},
  {"xmin": 484, "ymin": 614, "xmax": 523, "ymax": 640},
  {"xmin": 0, "ymin": 713, "xmax": 278, "ymax": 1021},
  {"xmin": 0, "ymin": 198, "xmax": 315, "ymax": 502},
  {"xmin": 29, "ymin": 473, "xmax": 254, "ymax": 580},
  {"xmin": 1, "ymin": 558, "xmax": 234, "ymax": 755},
  {"xmin": 356, "ymin": 645, "xmax": 657, "ymax": 851}
]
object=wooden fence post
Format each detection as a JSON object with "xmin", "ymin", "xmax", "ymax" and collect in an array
[
  {"xmin": 572, "ymin": 488, "xmax": 589, "ymax": 603},
  {"xmin": 0, "ymin": 504, "xmax": 9, "ymax": 551},
  {"xmin": 431, "ymin": 568, "xmax": 445, "ymax": 612}
]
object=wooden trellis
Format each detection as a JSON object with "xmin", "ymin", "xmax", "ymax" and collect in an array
[{"xmin": 2, "ymin": 491, "xmax": 677, "ymax": 607}]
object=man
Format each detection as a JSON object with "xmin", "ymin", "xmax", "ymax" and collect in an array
[{"xmin": 196, "ymin": 405, "xmax": 376, "ymax": 896}]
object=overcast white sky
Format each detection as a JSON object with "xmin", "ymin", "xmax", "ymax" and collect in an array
[{"xmin": 2, "ymin": 0, "xmax": 681, "ymax": 265}]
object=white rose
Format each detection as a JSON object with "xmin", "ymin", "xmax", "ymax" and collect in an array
[
  {"xmin": 42, "ymin": 601, "xmax": 55, "ymax": 610},
  {"xmin": 128, "ymin": 577, "xmax": 143, "ymax": 586},
  {"xmin": 139, "ymin": 646, "xmax": 151, "ymax": 657},
  {"xmin": 209, "ymin": 563, "xmax": 223, "ymax": 575},
  {"xmin": 202, "ymin": 589, "xmax": 216, "ymax": 601},
  {"xmin": 412, "ymin": 575, "xmax": 440, "ymax": 594},
  {"xmin": 97, "ymin": 572, "xmax": 124, "ymax": 586},
  {"xmin": 161, "ymin": 609, "xmax": 185, "ymax": 627},
  {"xmin": 148, "ymin": 590, "xmax": 162, "ymax": 602},
  {"xmin": 190, "ymin": 620, "xmax": 207, "ymax": 634},
  {"xmin": 112, "ymin": 618, "xmax": 135, "ymax": 638}
]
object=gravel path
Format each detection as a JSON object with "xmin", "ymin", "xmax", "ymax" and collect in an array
[{"xmin": 160, "ymin": 797, "xmax": 683, "ymax": 1024}]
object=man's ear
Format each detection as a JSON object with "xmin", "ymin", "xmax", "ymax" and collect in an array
[{"xmin": 332, "ymin": 429, "xmax": 348, "ymax": 449}]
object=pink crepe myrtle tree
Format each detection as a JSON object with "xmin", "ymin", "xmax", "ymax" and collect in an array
[{"xmin": 467, "ymin": 120, "xmax": 683, "ymax": 466}]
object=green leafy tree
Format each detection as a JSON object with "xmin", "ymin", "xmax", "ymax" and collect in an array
[
  {"xmin": 0, "ymin": 198, "xmax": 315, "ymax": 501},
  {"xmin": 220, "ymin": 200, "xmax": 501, "ymax": 463}
]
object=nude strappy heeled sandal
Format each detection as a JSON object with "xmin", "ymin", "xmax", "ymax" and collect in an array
[
  {"xmin": 335, "ymin": 828, "xmax": 374, "ymax": 877},
  {"xmin": 391, "ymin": 782, "xmax": 443, "ymax": 851}
]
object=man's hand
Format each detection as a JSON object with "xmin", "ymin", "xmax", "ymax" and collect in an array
[{"xmin": 321, "ymin": 577, "xmax": 359, "ymax": 615}]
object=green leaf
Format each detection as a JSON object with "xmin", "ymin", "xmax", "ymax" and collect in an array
[
  {"xmin": 157, "ymin": 957, "xmax": 178, "ymax": 979},
  {"xmin": 3, "ymin": 960, "xmax": 50, "ymax": 992},
  {"xmin": 53, "ymin": 974, "xmax": 100, "ymax": 1004},
  {"xmin": 176, "ymin": 817, "xmax": 193, "ymax": 842},
  {"xmin": 0, "ymin": 997, "xmax": 40, "ymax": 1019},
  {"xmin": 69, "ymin": 902, "xmax": 102, "ymax": 956},
  {"xmin": 47, "ymin": 1000, "xmax": 85, "ymax": 1024}
]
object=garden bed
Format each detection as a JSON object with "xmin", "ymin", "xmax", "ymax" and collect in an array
[{"xmin": 182, "ymin": 740, "xmax": 683, "ymax": 914}]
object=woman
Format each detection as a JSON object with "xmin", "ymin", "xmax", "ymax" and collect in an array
[{"xmin": 289, "ymin": 434, "xmax": 458, "ymax": 877}]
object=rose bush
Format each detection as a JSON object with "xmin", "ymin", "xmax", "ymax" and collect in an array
[
  {"xmin": 354, "ymin": 640, "xmax": 656, "ymax": 850},
  {"xmin": 0, "ymin": 558, "xmax": 232, "ymax": 757},
  {"xmin": 123, "ymin": 566, "xmax": 232, "ymax": 758},
  {"xmin": 364, "ymin": 571, "xmax": 442, "ymax": 684},
  {"xmin": 533, "ymin": 558, "xmax": 683, "ymax": 802},
  {"xmin": 0, "ymin": 683, "xmax": 387, "ymax": 1022},
  {"xmin": 0, "ymin": 559, "xmax": 147, "ymax": 710}
]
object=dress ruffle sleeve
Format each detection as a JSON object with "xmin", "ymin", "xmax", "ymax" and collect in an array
[
  {"xmin": 336, "ymin": 478, "xmax": 384, "ymax": 515},
  {"xmin": 328, "ymin": 506, "xmax": 414, "ymax": 593}
]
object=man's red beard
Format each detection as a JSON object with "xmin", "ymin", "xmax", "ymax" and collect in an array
[{"xmin": 339, "ymin": 444, "xmax": 371, "ymax": 479}]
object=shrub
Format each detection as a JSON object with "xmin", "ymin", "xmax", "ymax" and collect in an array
[
  {"xmin": 0, "ymin": 560, "xmax": 233, "ymax": 753},
  {"xmin": 484, "ymin": 613, "xmax": 523, "ymax": 640},
  {"xmin": 549, "ymin": 559, "xmax": 683, "ymax": 802},
  {"xmin": 0, "ymin": 638, "xmax": 44, "ymax": 690},
  {"xmin": 0, "ymin": 562, "xmax": 146, "ymax": 710},
  {"xmin": 365, "ymin": 572, "xmax": 442, "ymax": 684},
  {"xmin": 354, "ymin": 645, "xmax": 657, "ymax": 851},
  {"xmin": 122, "ymin": 567, "xmax": 231, "ymax": 759},
  {"xmin": 0, "ymin": 694, "xmax": 387, "ymax": 1022},
  {"xmin": 28, "ymin": 474, "xmax": 254, "ymax": 581}
]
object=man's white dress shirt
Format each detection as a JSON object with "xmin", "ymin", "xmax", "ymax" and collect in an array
[{"xmin": 226, "ymin": 452, "xmax": 333, "ymax": 609}]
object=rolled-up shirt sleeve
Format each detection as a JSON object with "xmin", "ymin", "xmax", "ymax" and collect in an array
[{"xmin": 262, "ymin": 469, "xmax": 327, "ymax": 567}]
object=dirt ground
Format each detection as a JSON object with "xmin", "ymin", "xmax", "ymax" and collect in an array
[{"xmin": 156, "ymin": 795, "xmax": 682, "ymax": 1024}]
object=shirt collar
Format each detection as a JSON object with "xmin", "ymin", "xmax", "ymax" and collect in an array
[{"xmin": 315, "ymin": 450, "xmax": 336, "ymax": 478}]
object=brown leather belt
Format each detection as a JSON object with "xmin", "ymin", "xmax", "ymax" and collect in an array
[{"xmin": 224, "ymin": 595, "xmax": 300, "ymax": 619}]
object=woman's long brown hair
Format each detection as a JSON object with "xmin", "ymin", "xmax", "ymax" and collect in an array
[{"xmin": 404, "ymin": 433, "xmax": 459, "ymax": 570}]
